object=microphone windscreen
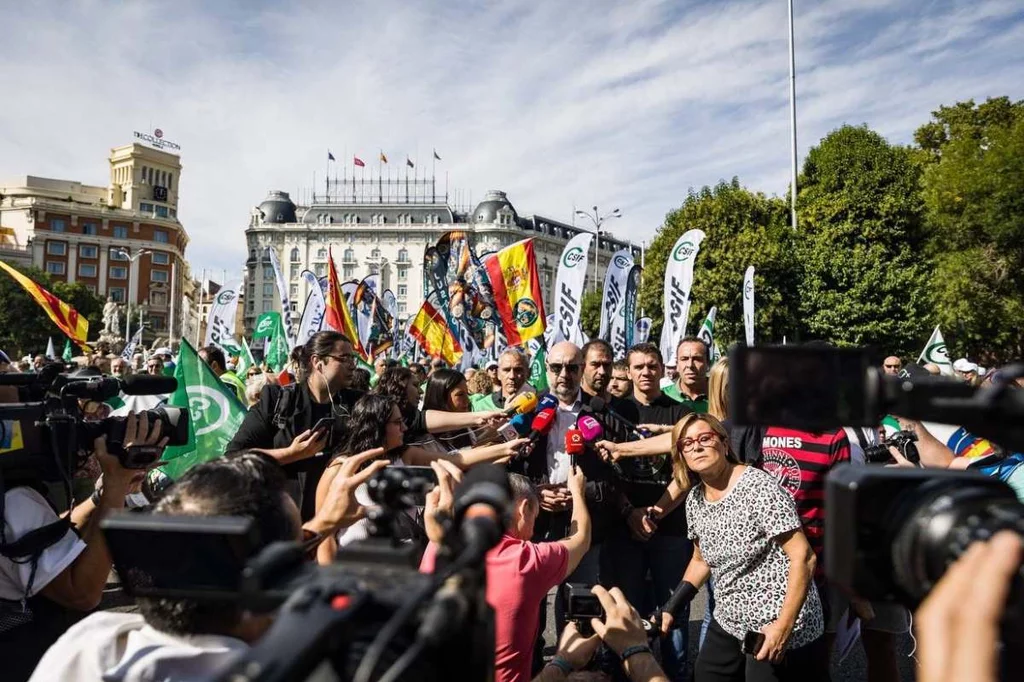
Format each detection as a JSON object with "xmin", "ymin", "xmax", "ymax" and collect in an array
[
  {"xmin": 121, "ymin": 374, "xmax": 179, "ymax": 396},
  {"xmin": 508, "ymin": 392, "xmax": 538, "ymax": 415},
  {"xmin": 588, "ymin": 396, "xmax": 606, "ymax": 414},
  {"xmin": 537, "ymin": 393, "xmax": 559, "ymax": 412},
  {"xmin": 565, "ymin": 427, "xmax": 584, "ymax": 455},
  {"xmin": 510, "ymin": 412, "xmax": 532, "ymax": 436},
  {"xmin": 577, "ymin": 415, "xmax": 604, "ymax": 442},
  {"xmin": 531, "ymin": 408, "xmax": 556, "ymax": 434}
]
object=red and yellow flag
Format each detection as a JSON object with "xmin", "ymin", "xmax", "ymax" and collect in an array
[
  {"xmin": 484, "ymin": 238, "xmax": 546, "ymax": 345},
  {"xmin": 0, "ymin": 260, "xmax": 91, "ymax": 351},
  {"xmin": 324, "ymin": 248, "xmax": 366, "ymax": 359},
  {"xmin": 409, "ymin": 298, "xmax": 462, "ymax": 366}
]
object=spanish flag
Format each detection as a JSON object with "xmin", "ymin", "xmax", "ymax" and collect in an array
[
  {"xmin": 0, "ymin": 261, "xmax": 91, "ymax": 351},
  {"xmin": 324, "ymin": 248, "xmax": 366, "ymax": 359},
  {"xmin": 484, "ymin": 238, "xmax": 546, "ymax": 345},
  {"xmin": 409, "ymin": 296, "xmax": 462, "ymax": 366}
]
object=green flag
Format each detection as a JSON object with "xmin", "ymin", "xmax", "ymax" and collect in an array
[
  {"xmin": 265, "ymin": 316, "xmax": 290, "ymax": 372},
  {"xmin": 153, "ymin": 339, "xmax": 247, "ymax": 480},
  {"xmin": 529, "ymin": 346, "xmax": 548, "ymax": 392},
  {"xmin": 233, "ymin": 337, "xmax": 257, "ymax": 376},
  {"xmin": 252, "ymin": 312, "xmax": 280, "ymax": 343},
  {"xmin": 62, "ymin": 338, "xmax": 73, "ymax": 362}
]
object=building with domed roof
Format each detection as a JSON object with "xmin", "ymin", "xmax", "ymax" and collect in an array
[{"xmin": 243, "ymin": 184, "xmax": 639, "ymax": 336}]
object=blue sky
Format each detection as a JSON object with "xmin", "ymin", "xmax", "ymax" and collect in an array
[{"xmin": 1, "ymin": 0, "xmax": 1022, "ymax": 276}]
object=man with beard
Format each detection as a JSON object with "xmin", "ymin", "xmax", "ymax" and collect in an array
[{"xmin": 580, "ymin": 339, "xmax": 613, "ymax": 401}]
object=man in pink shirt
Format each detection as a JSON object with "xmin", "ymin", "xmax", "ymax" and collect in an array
[{"xmin": 421, "ymin": 464, "xmax": 592, "ymax": 682}]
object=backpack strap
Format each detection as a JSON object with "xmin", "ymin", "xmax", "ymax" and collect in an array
[{"xmin": 271, "ymin": 384, "xmax": 299, "ymax": 431}]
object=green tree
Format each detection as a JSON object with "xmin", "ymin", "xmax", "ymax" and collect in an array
[
  {"xmin": 0, "ymin": 263, "xmax": 104, "ymax": 357},
  {"xmin": 580, "ymin": 289, "xmax": 601, "ymax": 340},
  {"xmin": 916, "ymin": 98, "xmax": 1024, "ymax": 361},
  {"xmin": 795, "ymin": 125, "xmax": 931, "ymax": 355},
  {"xmin": 638, "ymin": 179, "xmax": 799, "ymax": 349}
]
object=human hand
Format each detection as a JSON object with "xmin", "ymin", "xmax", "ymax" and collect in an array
[
  {"xmin": 642, "ymin": 506, "xmax": 661, "ymax": 535},
  {"xmin": 538, "ymin": 485, "xmax": 572, "ymax": 512},
  {"xmin": 567, "ymin": 463, "xmax": 587, "ymax": 499},
  {"xmin": 756, "ymin": 619, "xmax": 793, "ymax": 663},
  {"xmin": 916, "ymin": 530, "xmax": 1022, "ymax": 682},
  {"xmin": 654, "ymin": 610, "xmax": 674, "ymax": 636},
  {"xmin": 473, "ymin": 410, "xmax": 506, "ymax": 427},
  {"xmin": 594, "ymin": 440, "xmax": 618, "ymax": 462},
  {"xmin": 886, "ymin": 445, "xmax": 917, "ymax": 468},
  {"xmin": 627, "ymin": 508, "xmax": 654, "ymax": 542},
  {"xmin": 430, "ymin": 459, "xmax": 463, "ymax": 516},
  {"xmin": 289, "ymin": 428, "xmax": 329, "ymax": 461},
  {"xmin": 553, "ymin": 621, "xmax": 601, "ymax": 670},
  {"xmin": 590, "ymin": 586, "xmax": 649, "ymax": 656},
  {"xmin": 94, "ymin": 412, "xmax": 168, "ymax": 490},
  {"xmin": 317, "ymin": 448, "xmax": 388, "ymax": 531},
  {"xmin": 496, "ymin": 437, "xmax": 531, "ymax": 461}
]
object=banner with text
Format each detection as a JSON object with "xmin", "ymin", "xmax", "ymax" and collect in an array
[
  {"xmin": 203, "ymin": 280, "xmax": 242, "ymax": 354},
  {"xmin": 599, "ymin": 249, "xmax": 635, "ymax": 342},
  {"xmin": 266, "ymin": 247, "xmax": 294, "ymax": 349},
  {"xmin": 659, "ymin": 229, "xmax": 705, "ymax": 365},
  {"xmin": 297, "ymin": 270, "xmax": 326, "ymax": 347},
  {"xmin": 743, "ymin": 266, "xmax": 755, "ymax": 346},
  {"xmin": 552, "ymin": 232, "xmax": 593, "ymax": 345}
]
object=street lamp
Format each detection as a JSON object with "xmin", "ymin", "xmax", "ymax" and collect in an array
[
  {"xmin": 574, "ymin": 206, "xmax": 622, "ymax": 291},
  {"xmin": 113, "ymin": 247, "xmax": 151, "ymax": 342}
]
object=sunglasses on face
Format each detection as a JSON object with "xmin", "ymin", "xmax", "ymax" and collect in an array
[{"xmin": 548, "ymin": 363, "xmax": 581, "ymax": 375}]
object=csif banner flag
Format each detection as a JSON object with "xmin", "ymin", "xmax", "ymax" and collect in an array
[
  {"xmin": 743, "ymin": 266, "xmax": 755, "ymax": 346},
  {"xmin": 204, "ymin": 280, "xmax": 242, "ymax": 354},
  {"xmin": 297, "ymin": 270, "xmax": 327, "ymax": 347},
  {"xmin": 610, "ymin": 264, "xmax": 642, "ymax": 359},
  {"xmin": 633, "ymin": 317, "xmax": 652, "ymax": 345},
  {"xmin": 599, "ymin": 249, "xmax": 635, "ymax": 342},
  {"xmin": 917, "ymin": 325, "xmax": 953, "ymax": 375},
  {"xmin": 551, "ymin": 232, "xmax": 593, "ymax": 345},
  {"xmin": 697, "ymin": 306, "xmax": 717, "ymax": 352},
  {"xmin": 266, "ymin": 247, "xmax": 294, "ymax": 349},
  {"xmin": 659, "ymin": 230, "xmax": 705, "ymax": 365},
  {"xmin": 121, "ymin": 327, "xmax": 144, "ymax": 361}
]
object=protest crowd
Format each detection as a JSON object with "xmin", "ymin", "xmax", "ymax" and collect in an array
[{"xmin": 0, "ymin": 230, "xmax": 1021, "ymax": 682}]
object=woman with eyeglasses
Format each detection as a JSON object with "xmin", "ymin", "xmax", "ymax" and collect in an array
[{"xmin": 658, "ymin": 413, "xmax": 825, "ymax": 682}]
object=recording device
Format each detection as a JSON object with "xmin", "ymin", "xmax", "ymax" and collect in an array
[
  {"xmin": 372, "ymin": 465, "xmax": 438, "ymax": 507},
  {"xmin": 564, "ymin": 582, "xmax": 605, "ymax": 633},
  {"xmin": 565, "ymin": 427, "xmax": 584, "ymax": 469},
  {"xmin": 863, "ymin": 430, "xmax": 920, "ymax": 465},
  {"xmin": 527, "ymin": 408, "xmax": 556, "ymax": 446},
  {"xmin": 742, "ymin": 631, "xmax": 766, "ymax": 656},
  {"xmin": 587, "ymin": 397, "xmax": 653, "ymax": 439},
  {"xmin": 585, "ymin": 398, "xmax": 668, "ymax": 482},
  {"xmin": 503, "ymin": 391, "xmax": 538, "ymax": 417},
  {"xmin": 577, "ymin": 415, "xmax": 603, "ymax": 443},
  {"xmin": 537, "ymin": 393, "xmax": 558, "ymax": 412},
  {"xmin": 103, "ymin": 464, "xmax": 511, "ymax": 682}
]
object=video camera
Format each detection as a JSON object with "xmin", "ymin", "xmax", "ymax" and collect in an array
[
  {"xmin": 101, "ymin": 464, "xmax": 509, "ymax": 682},
  {"xmin": 730, "ymin": 345, "xmax": 1023, "ymax": 649},
  {"xmin": 0, "ymin": 364, "xmax": 188, "ymax": 480}
]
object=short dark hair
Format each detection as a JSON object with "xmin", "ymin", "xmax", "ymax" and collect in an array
[
  {"xmin": 612, "ymin": 359, "xmax": 630, "ymax": 373},
  {"xmin": 350, "ymin": 367, "xmax": 372, "ymax": 392},
  {"xmin": 290, "ymin": 344, "xmax": 310, "ymax": 371},
  {"xmin": 508, "ymin": 473, "xmax": 538, "ymax": 510},
  {"xmin": 139, "ymin": 454, "xmax": 297, "ymax": 636},
  {"xmin": 199, "ymin": 345, "xmax": 226, "ymax": 371},
  {"xmin": 582, "ymin": 339, "xmax": 613, "ymax": 361},
  {"xmin": 676, "ymin": 336, "xmax": 709, "ymax": 361},
  {"xmin": 627, "ymin": 342, "xmax": 663, "ymax": 366},
  {"xmin": 423, "ymin": 368, "xmax": 467, "ymax": 411}
]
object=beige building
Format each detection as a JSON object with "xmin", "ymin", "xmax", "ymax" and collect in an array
[{"xmin": 0, "ymin": 141, "xmax": 191, "ymax": 344}]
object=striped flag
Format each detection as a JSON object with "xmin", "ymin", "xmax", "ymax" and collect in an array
[
  {"xmin": 409, "ymin": 294, "xmax": 462, "ymax": 366},
  {"xmin": 324, "ymin": 248, "xmax": 365, "ymax": 358},
  {"xmin": 483, "ymin": 239, "xmax": 546, "ymax": 345},
  {"xmin": 354, "ymin": 156, "xmax": 365, "ymax": 168},
  {"xmin": 0, "ymin": 260, "xmax": 91, "ymax": 351}
]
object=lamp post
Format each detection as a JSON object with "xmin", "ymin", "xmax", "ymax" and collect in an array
[
  {"xmin": 574, "ymin": 206, "xmax": 622, "ymax": 291},
  {"xmin": 114, "ymin": 247, "xmax": 151, "ymax": 343}
]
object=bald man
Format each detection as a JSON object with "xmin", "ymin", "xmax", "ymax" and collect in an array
[{"xmin": 882, "ymin": 356, "xmax": 903, "ymax": 376}]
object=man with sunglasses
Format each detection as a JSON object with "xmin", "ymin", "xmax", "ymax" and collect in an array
[{"xmin": 226, "ymin": 331, "xmax": 364, "ymax": 520}]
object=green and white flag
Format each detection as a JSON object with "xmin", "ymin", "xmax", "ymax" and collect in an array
[
  {"xmin": 917, "ymin": 325, "xmax": 953, "ymax": 375},
  {"xmin": 696, "ymin": 306, "xmax": 717, "ymax": 354},
  {"xmin": 528, "ymin": 344, "xmax": 548, "ymax": 392},
  {"xmin": 233, "ymin": 337, "xmax": 257, "ymax": 376},
  {"xmin": 62, "ymin": 338, "xmax": 73, "ymax": 362},
  {"xmin": 154, "ymin": 340, "xmax": 247, "ymax": 480},
  {"xmin": 265, "ymin": 316, "xmax": 290, "ymax": 372},
  {"xmin": 252, "ymin": 311, "xmax": 280, "ymax": 343}
]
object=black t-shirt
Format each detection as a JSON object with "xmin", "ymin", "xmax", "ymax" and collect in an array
[
  {"xmin": 613, "ymin": 393, "xmax": 692, "ymax": 535},
  {"xmin": 226, "ymin": 382, "xmax": 364, "ymax": 520}
]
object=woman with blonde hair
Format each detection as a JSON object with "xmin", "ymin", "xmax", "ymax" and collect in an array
[
  {"xmin": 706, "ymin": 357, "xmax": 729, "ymax": 421},
  {"xmin": 658, "ymin": 412, "xmax": 825, "ymax": 681}
]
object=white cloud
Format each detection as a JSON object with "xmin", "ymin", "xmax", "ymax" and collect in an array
[{"xmin": 1, "ymin": 0, "xmax": 1021, "ymax": 274}]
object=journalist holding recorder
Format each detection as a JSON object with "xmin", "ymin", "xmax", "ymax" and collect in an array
[
  {"xmin": 0, "ymin": 413, "xmax": 167, "ymax": 681},
  {"xmin": 657, "ymin": 413, "xmax": 825, "ymax": 682}
]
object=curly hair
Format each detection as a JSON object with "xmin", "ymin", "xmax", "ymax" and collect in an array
[
  {"xmin": 374, "ymin": 366, "xmax": 415, "ymax": 409},
  {"xmin": 467, "ymin": 369, "xmax": 494, "ymax": 396}
]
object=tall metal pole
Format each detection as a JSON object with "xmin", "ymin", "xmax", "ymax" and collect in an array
[
  {"xmin": 125, "ymin": 259, "xmax": 133, "ymax": 344},
  {"xmin": 788, "ymin": 0, "xmax": 798, "ymax": 230},
  {"xmin": 592, "ymin": 226, "xmax": 601, "ymax": 292}
]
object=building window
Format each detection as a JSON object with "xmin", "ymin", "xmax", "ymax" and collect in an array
[
  {"xmin": 263, "ymin": 265, "xmax": 274, "ymax": 279},
  {"xmin": 398, "ymin": 302, "xmax": 407, "ymax": 313},
  {"xmin": 109, "ymin": 266, "xmax": 128, "ymax": 279},
  {"xmin": 343, "ymin": 248, "xmax": 355, "ymax": 262},
  {"xmin": 397, "ymin": 284, "xmax": 407, "ymax": 297},
  {"xmin": 246, "ymin": 300, "xmax": 254, "ymax": 313},
  {"xmin": 150, "ymin": 291, "xmax": 168, "ymax": 306},
  {"xmin": 109, "ymin": 287, "xmax": 126, "ymax": 302},
  {"xmin": 113, "ymin": 225, "xmax": 128, "ymax": 239},
  {"xmin": 153, "ymin": 229, "xmax": 168, "ymax": 243},
  {"xmin": 289, "ymin": 284, "xmax": 298, "ymax": 298},
  {"xmin": 371, "ymin": 248, "xmax": 381, "ymax": 259},
  {"xmin": 82, "ymin": 222, "xmax": 98, "ymax": 235},
  {"xmin": 315, "ymin": 263, "xmax": 326, "ymax": 277},
  {"xmin": 262, "ymin": 283, "xmax": 274, "ymax": 297},
  {"xmin": 46, "ymin": 241, "xmax": 67, "ymax": 256},
  {"xmin": 140, "ymin": 202, "xmax": 154, "ymax": 213},
  {"xmin": 151, "ymin": 269, "xmax": 169, "ymax": 283},
  {"xmin": 45, "ymin": 261, "xmax": 66, "ymax": 275},
  {"xmin": 369, "ymin": 264, "xmax": 379, "ymax": 275},
  {"xmin": 317, "ymin": 247, "xmax": 327, "ymax": 259},
  {"xmin": 397, "ymin": 266, "xmax": 408, "ymax": 281},
  {"xmin": 343, "ymin": 264, "xmax": 355, "ymax": 279},
  {"xmin": 50, "ymin": 218, "xmax": 66, "ymax": 232},
  {"xmin": 141, "ymin": 166, "xmax": 148, "ymax": 184},
  {"xmin": 109, "ymin": 247, "xmax": 128, "ymax": 261},
  {"xmin": 397, "ymin": 248, "xmax": 408, "ymax": 262},
  {"xmin": 290, "ymin": 247, "xmax": 300, "ymax": 262},
  {"xmin": 150, "ymin": 315, "xmax": 165, "ymax": 331},
  {"xmin": 167, "ymin": 173, "xmax": 172, "ymax": 191},
  {"xmin": 154, "ymin": 205, "xmax": 169, "ymax": 218},
  {"xmin": 151, "ymin": 251, "xmax": 169, "ymax": 265},
  {"xmin": 290, "ymin": 264, "xmax": 299, "ymax": 278},
  {"xmin": 78, "ymin": 263, "xmax": 97, "ymax": 278},
  {"xmin": 79, "ymin": 244, "xmax": 98, "ymax": 259}
]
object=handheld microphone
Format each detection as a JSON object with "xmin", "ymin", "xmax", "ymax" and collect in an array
[
  {"xmin": 565, "ymin": 427, "xmax": 584, "ymax": 469},
  {"xmin": 496, "ymin": 412, "xmax": 531, "ymax": 442},
  {"xmin": 536, "ymin": 393, "xmax": 558, "ymax": 412},
  {"xmin": 503, "ymin": 391, "xmax": 538, "ymax": 417},
  {"xmin": 528, "ymin": 408, "xmax": 557, "ymax": 446},
  {"xmin": 588, "ymin": 396, "xmax": 652, "ymax": 439},
  {"xmin": 576, "ymin": 414, "xmax": 604, "ymax": 443}
]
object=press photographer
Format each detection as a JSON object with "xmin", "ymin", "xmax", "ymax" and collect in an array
[{"xmin": 1, "ymin": 366, "xmax": 173, "ymax": 679}]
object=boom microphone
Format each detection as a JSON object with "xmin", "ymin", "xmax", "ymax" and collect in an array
[
  {"xmin": 453, "ymin": 464, "xmax": 513, "ymax": 563},
  {"xmin": 121, "ymin": 374, "xmax": 179, "ymax": 396},
  {"xmin": 62, "ymin": 375, "xmax": 178, "ymax": 400}
]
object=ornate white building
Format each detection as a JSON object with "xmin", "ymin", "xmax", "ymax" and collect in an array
[{"xmin": 243, "ymin": 186, "xmax": 639, "ymax": 336}]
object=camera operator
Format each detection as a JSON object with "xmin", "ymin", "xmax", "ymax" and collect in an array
[
  {"xmin": 29, "ymin": 449, "xmax": 386, "ymax": 682},
  {"xmin": 1, "ymin": 414, "xmax": 166, "ymax": 681},
  {"xmin": 420, "ymin": 463, "xmax": 592, "ymax": 682},
  {"xmin": 535, "ymin": 586, "xmax": 669, "ymax": 682}
]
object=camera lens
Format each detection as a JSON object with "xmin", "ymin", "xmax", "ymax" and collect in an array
[{"xmin": 888, "ymin": 478, "xmax": 1024, "ymax": 603}]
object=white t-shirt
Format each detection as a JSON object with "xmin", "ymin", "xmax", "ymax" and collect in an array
[
  {"xmin": 29, "ymin": 611, "xmax": 248, "ymax": 682},
  {"xmin": 0, "ymin": 488, "xmax": 86, "ymax": 600}
]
